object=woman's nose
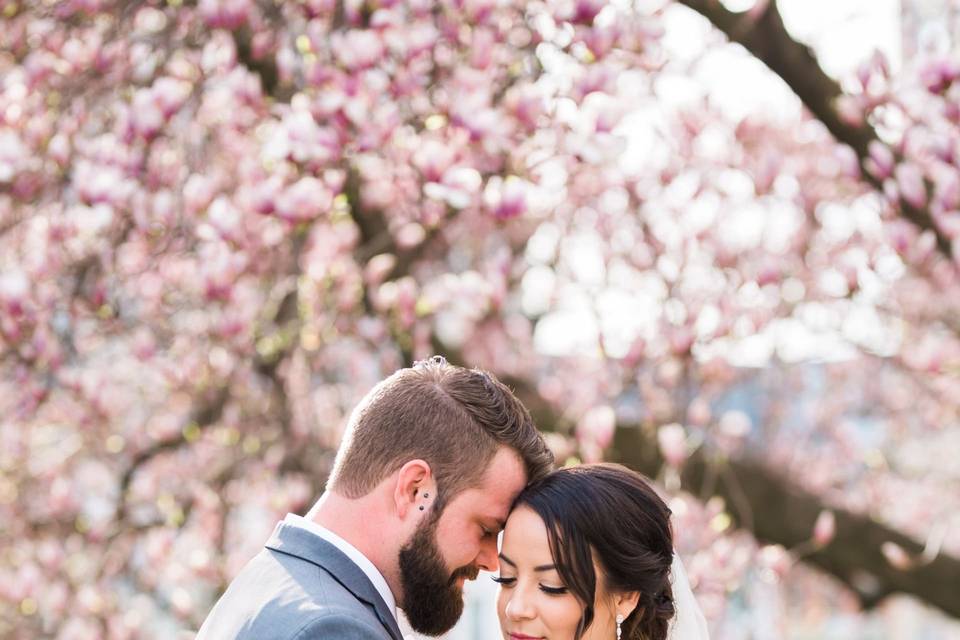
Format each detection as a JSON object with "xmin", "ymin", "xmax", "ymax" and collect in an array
[{"xmin": 504, "ymin": 587, "xmax": 536, "ymax": 621}]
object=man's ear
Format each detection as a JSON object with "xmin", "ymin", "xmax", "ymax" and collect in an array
[
  {"xmin": 393, "ymin": 459, "xmax": 436, "ymax": 519},
  {"xmin": 614, "ymin": 590, "xmax": 641, "ymax": 624}
]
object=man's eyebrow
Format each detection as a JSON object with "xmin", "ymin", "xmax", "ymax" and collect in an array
[{"xmin": 497, "ymin": 554, "xmax": 557, "ymax": 572}]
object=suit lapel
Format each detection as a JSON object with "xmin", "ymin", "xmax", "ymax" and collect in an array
[{"xmin": 265, "ymin": 522, "xmax": 405, "ymax": 640}]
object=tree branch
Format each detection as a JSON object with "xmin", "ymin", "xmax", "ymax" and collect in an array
[
  {"xmin": 235, "ymin": 25, "xmax": 291, "ymax": 102},
  {"xmin": 114, "ymin": 384, "xmax": 230, "ymax": 530},
  {"xmin": 675, "ymin": 0, "xmax": 953, "ymax": 258},
  {"xmin": 495, "ymin": 370, "xmax": 960, "ymax": 619}
]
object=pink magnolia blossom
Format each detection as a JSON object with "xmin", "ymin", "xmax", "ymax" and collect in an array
[
  {"xmin": 658, "ymin": 423, "xmax": 688, "ymax": 468},
  {"xmin": 47, "ymin": 132, "xmax": 71, "ymax": 166},
  {"xmin": 184, "ymin": 174, "xmax": 218, "ymax": 216},
  {"xmin": 886, "ymin": 219, "xmax": 916, "ymax": 255},
  {"xmin": 332, "ymin": 30, "xmax": 386, "ymax": 71},
  {"xmin": 432, "ymin": 166, "xmax": 483, "ymax": 210},
  {"xmin": 130, "ymin": 89, "xmax": 165, "ymax": 140},
  {"xmin": 152, "ymin": 77, "xmax": 193, "ymax": 118},
  {"xmin": 881, "ymin": 542, "xmax": 913, "ymax": 570},
  {"xmin": 578, "ymin": 404, "xmax": 617, "ymax": 450},
  {"xmin": 895, "ymin": 162, "xmax": 927, "ymax": 209},
  {"xmin": 504, "ymin": 84, "xmax": 546, "ymax": 132},
  {"xmin": 716, "ymin": 410, "xmax": 751, "ymax": 455},
  {"xmin": 483, "ymin": 176, "xmax": 530, "ymax": 219},
  {"xmin": 206, "ymin": 196, "xmax": 243, "ymax": 240},
  {"xmin": 813, "ymin": 510, "xmax": 836, "ymax": 547},
  {"xmin": 835, "ymin": 94, "xmax": 865, "ymax": 127},
  {"xmin": 935, "ymin": 169, "xmax": 960, "ymax": 211},
  {"xmin": 412, "ymin": 139, "xmax": 457, "ymax": 182},
  {"xmin": 274, "ymin": 177, "xmax": 333, "ymax": 223},
  {"xmin": 920, "ymin": 57, "xmax": 960, "ymax": 94},
  {"xmin": 73, "ymin": 161, "xmax": 135, "ymax": 207},
  {"xmin": 937, "ymin": 210, "xmax": 960, "ymax": 240},
  {"xmin": 0, "ymin": 129, "xmax": 28, "ymax": 183},
  {"xmin": 758, "ymin": 544, "xmax": 792, "ymax": 580},
  {"xmin": 0, "ymin": 270, "xmax": 29, "ymax": 317},
  {"xmin": 277, "ymin": 110, "xmax": 340, "ymax": 165},
  {"xmin": 199, "ymin": 0, "xmax": 253, "ymax": 30},
  {"xmin": 865, "ymin": 141, "xmax": 895, "ymax": 180},
  {"xmin": 687, "ymin": 397, "xmax": 712, "ymax": 427},
  {"xmin": 555, "ymin": 0, "xmax": 606, "ymax": 25}
]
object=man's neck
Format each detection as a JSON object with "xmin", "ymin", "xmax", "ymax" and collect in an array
[{"xmin": 307, "ymin": 491, "xmax": 404, "ymax": 601}]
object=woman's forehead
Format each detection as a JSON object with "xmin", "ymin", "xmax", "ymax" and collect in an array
[{"xmin": 502, "ymin": 507, "xmax": 553, "ymax": 556}]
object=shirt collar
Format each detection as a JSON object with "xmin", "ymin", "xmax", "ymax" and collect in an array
[{"xmin": 282, "ymin": 513, "xmax": 397, "ymax": 621}]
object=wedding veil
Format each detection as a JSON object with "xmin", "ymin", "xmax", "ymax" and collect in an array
[{"xmin": 667, "ymin": 553, "xmax": 710, "ymax": 639}]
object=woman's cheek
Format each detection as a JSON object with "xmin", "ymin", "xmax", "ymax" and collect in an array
[{"xmin": 549, "ymin": 592, "xmax": 584, "ymax": 639}]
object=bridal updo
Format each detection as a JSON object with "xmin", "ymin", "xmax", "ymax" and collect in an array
[{"xmin": 513, "ymin": 463, "xmax": 675, "ymax": 640}]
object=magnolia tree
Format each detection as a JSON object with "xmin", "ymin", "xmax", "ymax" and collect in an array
[{"xmin": 1, "ymin": 0, "xmax": 959, "ymax": 637}]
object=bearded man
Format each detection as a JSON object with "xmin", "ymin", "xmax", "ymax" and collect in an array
[{"xmin": 196, "ymin": 356, "xmax": 554, "ymax": 639}]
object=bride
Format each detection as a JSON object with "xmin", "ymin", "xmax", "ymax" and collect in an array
[{"xmin": 492, "ymin": 463, "xmax": 709, "ymax": 640}]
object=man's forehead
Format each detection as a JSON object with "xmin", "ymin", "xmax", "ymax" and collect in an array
[
  {"xmin": 481, "ymin": 448, "xmax": 526, "ymax": 491},
  {"xmin": 471, "ymin": 450, "xmax": 526, "ymax": 518},
  {"xmin": 451, "ymin": 488, "xmax": 509, "ymax": 527}
]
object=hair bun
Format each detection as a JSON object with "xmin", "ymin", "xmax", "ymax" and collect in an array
[{"xmin": 655, "ymin": 591, "xmax": 675, "ymax": 619}]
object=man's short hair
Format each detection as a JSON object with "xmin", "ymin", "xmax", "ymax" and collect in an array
[{"xmin": 326, "ymin": 357, "xmax": 554, "ymax": 506}]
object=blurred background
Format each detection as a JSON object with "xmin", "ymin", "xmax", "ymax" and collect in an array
[{"xmin": 1, "ymin": 0, "xmax": 959, "ymax": 637}]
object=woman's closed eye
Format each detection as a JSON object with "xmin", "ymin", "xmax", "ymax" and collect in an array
[
  {"xmin": 538, "ymin": 584, "xmax": 568, "ymax": 595},
  {"xmin": 491, "ymin": 576, "xmax": 569, "ymax": 595}
]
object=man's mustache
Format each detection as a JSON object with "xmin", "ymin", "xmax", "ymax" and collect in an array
[{"xmin": 449, "ymin": 565, "xmax": 479, "ymax": 585}]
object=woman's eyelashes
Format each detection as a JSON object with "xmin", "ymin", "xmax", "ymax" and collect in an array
[
  {"xmin": 538, "ymin": 584, "xmax": 568, "ymax": 595},
  {"xmin": 490, "ymin": 576, "xmax": 569, "ymax": 595}
]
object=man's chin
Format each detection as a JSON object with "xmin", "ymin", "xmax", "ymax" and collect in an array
[
  {"xmin": 399, "ymin": 572, "xmax": 468, "ymax": 635},
  {"xmin": 404, "ymin": 601, "xmax": 465, "ymax": 637},
  {"xmin": 397, "ymin": 521, "xmax": 473, "ymax": 635}
]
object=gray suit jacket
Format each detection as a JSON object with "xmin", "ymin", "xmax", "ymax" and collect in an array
[{"xmin": 196, "ymin": 522, "xmax": 404, "ymax": 640}]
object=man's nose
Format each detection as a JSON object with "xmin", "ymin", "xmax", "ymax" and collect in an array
[{"xmin": 476, "ymin": 535, "xmax": 499, "ymax": 572}]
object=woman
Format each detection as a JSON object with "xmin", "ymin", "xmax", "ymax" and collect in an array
[{"xmin": 493, "ymin": 463, "xmax": 708, "ymax": 640}]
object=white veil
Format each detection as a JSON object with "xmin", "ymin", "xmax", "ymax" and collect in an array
[{"xmin": 667, "ymin": 553, "xmax": 710, "ymax": 639}]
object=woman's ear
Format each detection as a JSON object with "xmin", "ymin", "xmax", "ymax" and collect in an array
[
  {"xmin": 393, "ymin": 459, "xmax": 435, "ymax": 519},
  {"xmin": 614, "ymin": 590, "xmax": 641, "ymax": 623}
]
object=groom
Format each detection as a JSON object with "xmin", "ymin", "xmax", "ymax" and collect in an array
[{"xmin": 196, "ymin": 356, "xmax": 554, "ymax": 639}]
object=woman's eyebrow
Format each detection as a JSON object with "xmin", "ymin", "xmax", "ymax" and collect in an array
[{"xmin": 498, "ymin": 554, "xmax": 557, "ymax": 572}]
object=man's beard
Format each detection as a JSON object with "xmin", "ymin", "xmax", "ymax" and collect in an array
[{"xmin": 398, "ymin": 515, "xmax": 479, "ymax": 636}]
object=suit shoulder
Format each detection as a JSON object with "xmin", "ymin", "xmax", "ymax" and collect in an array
[
  {"xmin": 290, "ymin": 611, "xmax": 388, "ymax": 639},
  {"xmin": 197, "ymin": 549, "xmax": 390, "ymax": 640}
]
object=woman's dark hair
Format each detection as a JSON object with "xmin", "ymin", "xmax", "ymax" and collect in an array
[{"xmin": 514, "ymin": 463, "xmax": 675, "ymax": 640}]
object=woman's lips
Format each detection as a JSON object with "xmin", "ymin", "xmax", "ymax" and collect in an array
[{"xmin": 508, "ymin": 633, "xmax": 542, "ymax": 640}]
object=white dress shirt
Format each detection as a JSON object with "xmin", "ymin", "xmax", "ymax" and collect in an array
[{"xmin": 283, "ymin": 513, "xmax": 398, "ymax": 622}]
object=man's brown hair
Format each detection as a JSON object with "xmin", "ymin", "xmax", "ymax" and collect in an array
[{"xmin": 326, "ymin": 356, "xmax": 554, "ymax": 507}]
